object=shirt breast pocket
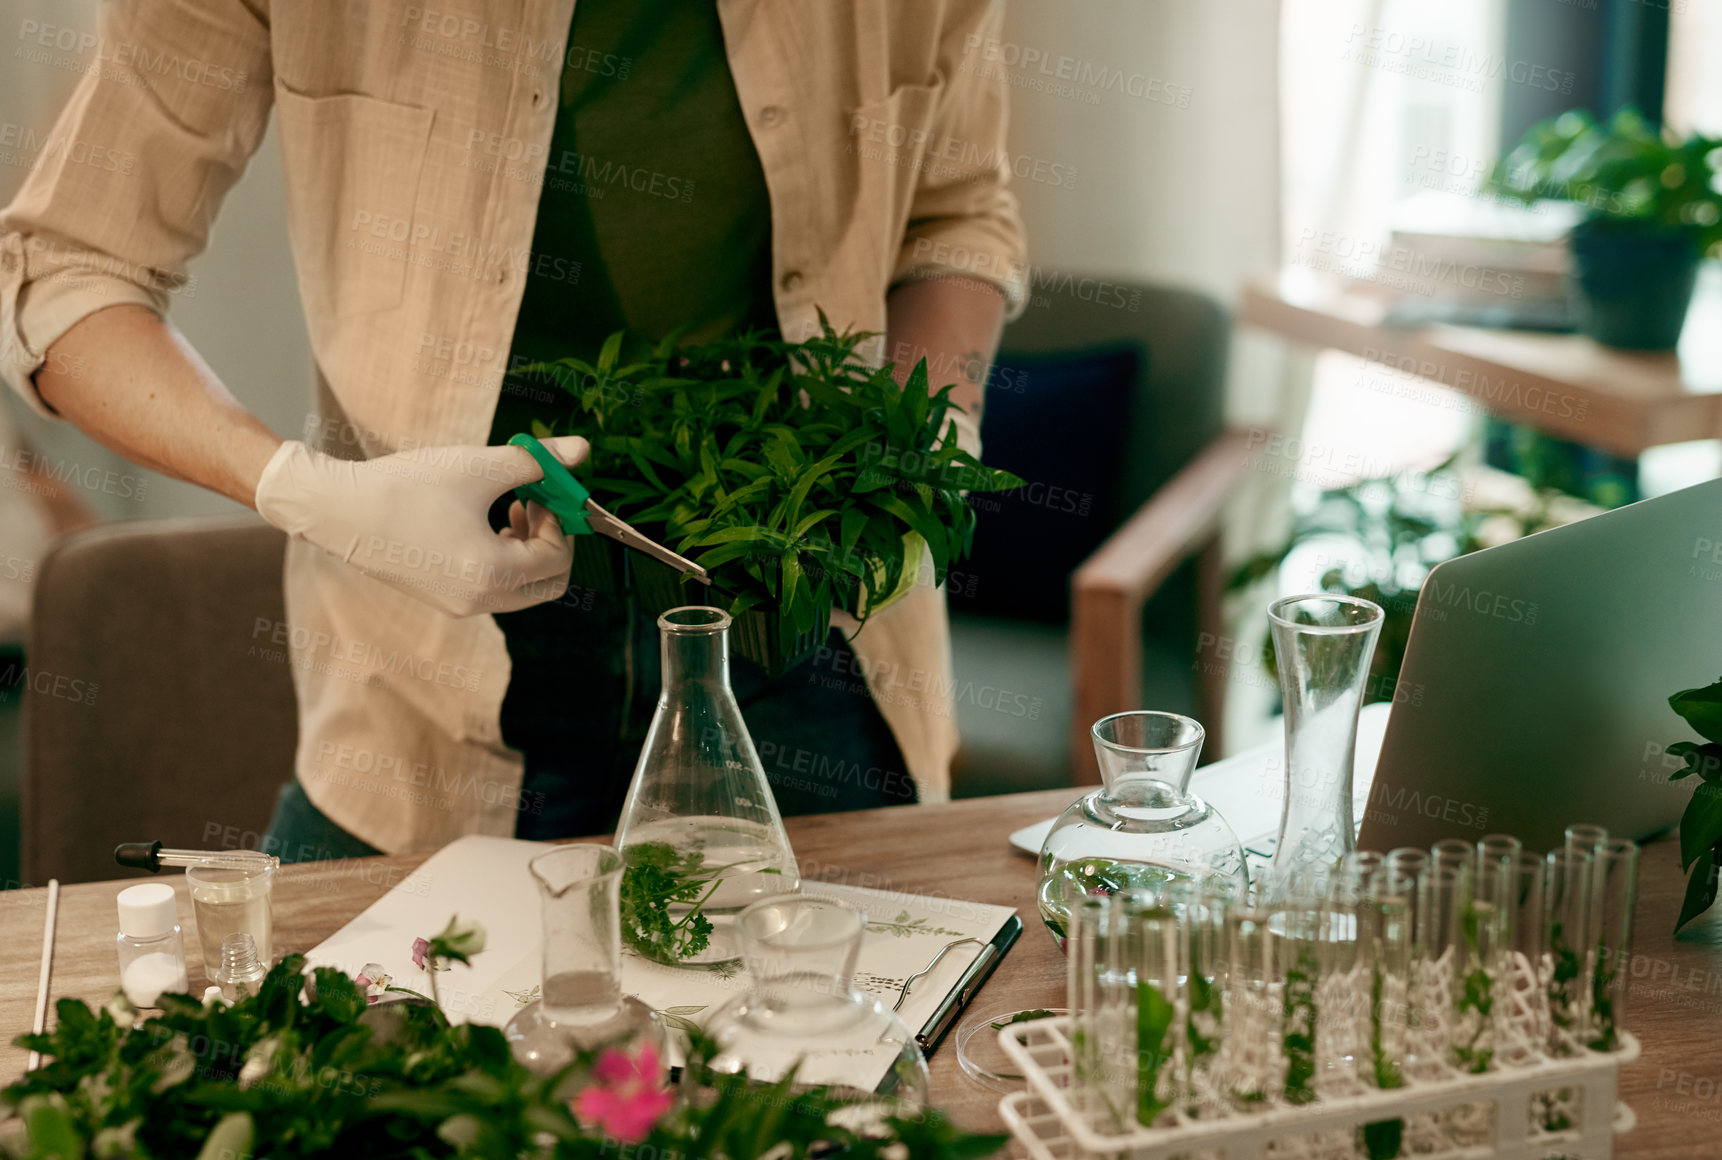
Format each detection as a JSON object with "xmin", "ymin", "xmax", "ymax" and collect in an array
[
  {"xmin": 273, "ymin": 80, "xmax": 435, "ymax": 321},
  {"xmin": 848, "ymin": 81, "xmax": 943, "ymax": 268}
]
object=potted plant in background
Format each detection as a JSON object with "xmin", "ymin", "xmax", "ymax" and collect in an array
[
  {"xmin": 522, "ymin": 318, "xmax": 1022, "ymax": 675},
  {"xmin": 1486, "ymin": 107, "xmax": 1722, "ymax": 350}
]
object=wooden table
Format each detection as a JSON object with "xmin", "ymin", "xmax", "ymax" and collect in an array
[
  {"xmin": 4, "ymin": 789, "xmax": 1721, "ymax": 1157},
  {"xmin": 1239, "ymin": 267, "xmax": 1722, "ymax": 457}
]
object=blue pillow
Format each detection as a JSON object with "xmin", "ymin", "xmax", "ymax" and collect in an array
[{"xmin": 950, "ymin": 344, "xmax": 1142, "ymax": 621}]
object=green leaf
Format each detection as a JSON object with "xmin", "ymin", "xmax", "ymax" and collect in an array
[
  {"xmin": 1672, "ymin": 679, "xmax": 1722, "ymax": 744},
  {"xmin": 1682, "ymin": 782, "xmax": 1722, "ymax": 871},
  {"xmin": 1669, "ymin": 741, "xmax": 1722, "ymax": 783},
  {"xmin": 1676, "ymin": 846, "xmax": 1720, "ymax": 934},
  {"xmin": 595, "ymin": 330, "xmax": 624, "ymax": 375}
]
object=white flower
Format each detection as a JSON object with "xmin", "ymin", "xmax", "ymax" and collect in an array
[
  {"xmin": 238, "ymin": 1035, "xmax": 280, "ymax": 1089},
  {"xmin": 103, "ymin": 993, "xmax": 137, "ymax": 1030}
]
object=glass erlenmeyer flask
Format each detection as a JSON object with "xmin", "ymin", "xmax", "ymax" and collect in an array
[
  {"xmin": 1036, "ymin": 711, "xmax": 1249, "ymax": 947},
  {"xmin": 505, "ymin": 845, "xmax": 664, "ymax": 1074},
  {"xmin": 614, "ymin": 607, "xmax": 801, "ymax": 969}
]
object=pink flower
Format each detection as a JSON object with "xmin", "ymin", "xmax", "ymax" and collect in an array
[
  {"xmin": 410, "ymin": 937, "xmax": 430, "ymax": 970},
  {"xmin": 572, "ymin": 1042, "xmax": 673, "ymax": 1143}
]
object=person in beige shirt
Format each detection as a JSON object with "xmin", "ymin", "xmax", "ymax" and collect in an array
[{"xmin": 0, "ymin": 0, "xmax": 1027, "ymax": 858}]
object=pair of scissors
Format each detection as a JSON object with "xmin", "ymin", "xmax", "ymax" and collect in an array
[{"xmin": 508, "ymin": 433, "xmax": 710, "ymax": 584}]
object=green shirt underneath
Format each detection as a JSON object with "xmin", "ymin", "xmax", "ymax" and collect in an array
[{"xmin": 490, "ymin": 0, "xmax": 777, "ymax": 444}]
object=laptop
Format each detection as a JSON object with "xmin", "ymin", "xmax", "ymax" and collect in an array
[{"xmin": 1012, "ymin": 476, "xmax": 1720, "ymax": 862}]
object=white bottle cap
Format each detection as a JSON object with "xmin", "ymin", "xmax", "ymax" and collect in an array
[
  {"xmin": 203, "ymin": 986, "xmax": 225, "ymax": 1006},
  {"xmin": 116, "ymin": 883, "xmax": 178, "ymax": 939}
]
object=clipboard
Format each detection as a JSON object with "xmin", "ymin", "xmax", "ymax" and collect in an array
[{"xmin": 908, "ymin": 914, "xmax": 1023, "ymax": 1056}]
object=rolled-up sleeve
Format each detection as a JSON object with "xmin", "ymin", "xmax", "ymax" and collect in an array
[
  {"xmin": 0, "ymin": 0, "xmax": 274, "ymax": 414},
  {"xmin": 889, "ymin": 0, "xmax": 1030, "ymax": 318}
]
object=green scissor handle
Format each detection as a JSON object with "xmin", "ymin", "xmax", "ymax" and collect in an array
[{"xmin": 508, "ymin": 433, "xmax": 592, "ymax": 535}]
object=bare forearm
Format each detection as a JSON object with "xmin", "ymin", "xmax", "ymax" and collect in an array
[
  {"xmin": 884, "ymin": 274, "xmax": 1007, "ymax": 420},
  {"xmin": 33, "ymin": 304, "xmax": 282, "ymax": 507}
]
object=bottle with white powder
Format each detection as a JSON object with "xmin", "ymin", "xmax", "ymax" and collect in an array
[{"xmin": 116, "ymin": 882, "xmax": 189, "ymax": 1008}]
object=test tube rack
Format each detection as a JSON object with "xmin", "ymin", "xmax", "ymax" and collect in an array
[{"xmin": 996, "ymin": 1015, "xmax": 1637, "ymax": 1160}]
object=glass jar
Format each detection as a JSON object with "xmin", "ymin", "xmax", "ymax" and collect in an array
[
  {"xmin": 701, "ymin": 894, "xmax": 929, "ymax": 1116},
  {"xmin": 1037, "ymin": 711, "xmax": 1248, "ymax": 947},
  {"xmin": 615, "ymin": 607, "xmax": 801, "ymax": 969},
  {"xmin": 116, "ymin": 882, "xmax": 189, "ymax": 1008},
  {"xmin": 188, "ymin": 859, "xmax": 275, "ymax": 985}
]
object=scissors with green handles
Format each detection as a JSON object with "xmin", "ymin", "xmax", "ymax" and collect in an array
[{"xmin": 508, "ymin": 433, "xmax": 710, "ymax": 584}]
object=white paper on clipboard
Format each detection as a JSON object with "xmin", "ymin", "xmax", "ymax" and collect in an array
[{"xmin": 306, "ymin": 836, "xmax": 1018, "ymax": 1091}]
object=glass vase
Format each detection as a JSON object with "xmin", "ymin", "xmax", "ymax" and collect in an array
[
  {"xmin": 701, "ymin": 894, "xmax": 929, "ymax": 1118},
  {"xmin": 1266, "ymin": 595, "xmax": 1384, "ymax": 892},
  {"xmin": 1038, "ymin": 711, "xmax": 1248, "ymax": 947},
  {"xmin": 614, "ymin": 607, "xmax": 801, "ymax": 969},
  {"xmin": 505, "ymin": 845, "xmax": 664, "ymax": 1074}
]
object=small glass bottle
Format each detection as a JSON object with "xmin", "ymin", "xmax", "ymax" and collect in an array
[
  {"xmin": 214, "ymin": 932, "xmax": 268, "ymax": 1002},
  {"xmin": 614, "ymin": 607, "xmax": 801, "ymax": 969},
  {"xmin": 116, "ymin": 883, "xmax": 189, "ymax": 1008}
]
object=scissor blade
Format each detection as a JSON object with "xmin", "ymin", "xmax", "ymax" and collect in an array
[{"xmin": 585, "ymin": 500, "xmax": 711, "ymax": 583}]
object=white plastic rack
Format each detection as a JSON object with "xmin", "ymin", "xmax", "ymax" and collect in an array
[{"xmin": 996, "ymin": 1015, "xmax": 1637, "ymax": 1160}]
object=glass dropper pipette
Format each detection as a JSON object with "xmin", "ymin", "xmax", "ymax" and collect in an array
[{"xmin": 114, "ymin": 841, "xmax": 279, "ymax": 873}]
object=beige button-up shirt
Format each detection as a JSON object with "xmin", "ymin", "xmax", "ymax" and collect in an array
[{"xmin": 0, "ymin": 0, "xmax": 1027, "ymax": 852}]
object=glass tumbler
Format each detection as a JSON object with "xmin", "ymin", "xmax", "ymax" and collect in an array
[
  {"xmin": 703, "ymin": 894, "xmax": 929, "ymax": 1111},
  {"xmin": 187, "ymin": 861, "xmax": 275, "ymax": 983},
  {"xmin": 505, "ymin": 845, "xmax": 663, "ymax": 1074}
]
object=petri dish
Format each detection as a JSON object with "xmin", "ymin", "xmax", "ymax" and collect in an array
[{"xmin": 954, "ymin": 1005, "xmax": 1066, "ymax": 1093}]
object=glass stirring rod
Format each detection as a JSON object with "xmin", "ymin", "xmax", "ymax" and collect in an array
[{"xmin": 115, "ymin": 841, "xmax": 279, "ymax": 873}]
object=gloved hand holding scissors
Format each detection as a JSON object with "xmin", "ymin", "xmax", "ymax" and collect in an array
[{"xmin": 254, "ymin": 435, "xmax": 590, "ymax": 617}]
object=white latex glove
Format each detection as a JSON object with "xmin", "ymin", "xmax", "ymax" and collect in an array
[{"xmin": 255, "ymin": 436, "xmax": 589, "ymax": 616}]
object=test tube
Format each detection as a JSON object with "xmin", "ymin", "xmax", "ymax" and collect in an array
[
  {"xmin": 1431, "ymin": 837, "xmax": 1476, "ymax": 880},
  {"xmin": 1543, "ymin": 848, "xmax": 1593, "ymax": 1057},
  {"xmin": 1170, "ymin": 878, "xmax": 1229, "ymax": 1121},
  {"xmin": 1476, "ymin": 834, "xmax": 1523, "ymax": 876},
  {"xmin": 1410, "ymin": 865, "xmax": 1466, "ymax": 1079},
  {"xmin": 1359, "ymin": 868, "xmax": 1415, "ymax": 1159},
  {"xmin": 1130, "ymin": 894, "xmax": 1184, "ymax": 1128},
  {"xmin": 1564, "ymin": 823, "xmax": 1608, "ymax": 860},
  {"xmin": 1316, "ymin": 865, "xmax": 1368, "ymax": 1098},
  {"xmin": 1587, "ymin": 838, "xmax": 1638, "ymax": 1052},
  {"xmin": 1217, "ymin": 881, "xmax": 1282, "ymax": 1111},
  {"xmin": 1274, "ymin": 882, "xmax": 1323, "ymax": 1107},
  {"xmin": 1495, "ymin": 850, "xmax": 1547, "ymax": 1067}
]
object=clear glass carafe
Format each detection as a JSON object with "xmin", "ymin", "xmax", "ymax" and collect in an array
[
  {"xmin": 505, "ymin": 845, "xmax": 664, "ymax": 1074},
  {"xmin": 1266, "ymin": 594, "xmax": 1384, "ymax": 893},
  {"xmin": 614, "ymin": 607, "xmax": 801, "ymax": 968},
  {"xmin": 1037, "ymin": 711, "xmax": 1248, "ymax": 947},
  {"xmin": 701, "ymin": 894, "xmax": 929, "ymax": 1116}
]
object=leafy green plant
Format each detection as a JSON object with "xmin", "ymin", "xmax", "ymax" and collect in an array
[
  {"xmin": 1667, "ymin": 676, "xmax": 1722, "ymax": 934},
  {"xmin": 1227, "ymin": 459, "xmax": 1479, "ymax": 705},
  {"xmin": 1228, "ymin": 459, "xmax": 1600, "ymax": 704},
  {"xmin": 618, "ymin": 841, "xmax": 781, "ymax": 964},
  {"xmin": 3, "ymin": 954, "xmax": 1002, "ymax": 1159},
  {"xmin": 523, "ymin": 317, "xmax": 1021, "ymax": 640},
  {"xmin": 1486, "ymin": 107, "xmax": 1722, "ymax": 255}
]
